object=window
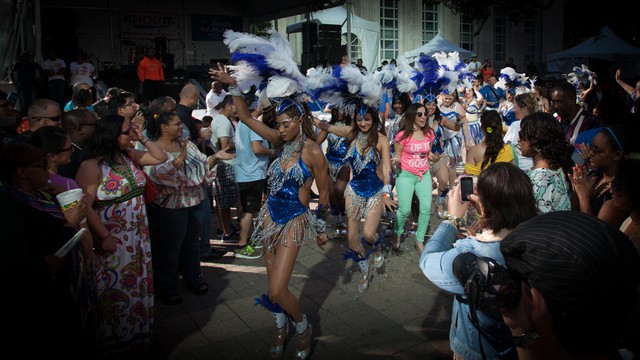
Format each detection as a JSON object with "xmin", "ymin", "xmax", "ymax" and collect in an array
[
  {"xmin": 380, "ymin": 0, "xmax": 399, "ymax": 62},
  {"xmin": 343, "ymin": 33, "xmax": 362, "ymax": 61},
  {"xmin": 523, "ymin": 15, "xmax": 535, "ymax": 65},
  {"xmin": 422, "ymin": 2, "xmax": 438, "ymax": 44},
  {"xmin": 493, "ymin": 9, "xmax": 506, "ymax": 62},
  {"xmin": 459, "ymin": 14, "xmax": 474, "ymax": 51}
]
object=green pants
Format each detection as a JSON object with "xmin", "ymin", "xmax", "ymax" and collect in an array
[{"xmin": 395, "ymin": 169, "xmax": 432, "ymax": 243}]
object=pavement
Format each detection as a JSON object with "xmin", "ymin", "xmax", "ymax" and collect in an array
[{"xmin": 151, "ymin": 200, "xmax": 454, "ymax": 360}]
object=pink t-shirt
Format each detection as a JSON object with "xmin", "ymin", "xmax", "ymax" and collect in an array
[{"xmin": 395, "ymin": 130, "xmax": 434, "ymax": 179}]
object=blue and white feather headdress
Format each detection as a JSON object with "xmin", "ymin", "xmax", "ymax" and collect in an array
[
  {"xmin": 223, "ymin": 29, "xmax": 307, "ymax": 115},
  {"xmin": 306, "ymin": 64, "xmax": 382, "ymax": 118},
  {"xmin": 382, "ymin": 55, "xmax": 418, "ymax": 98},
  {"xmin": 496, "ymin": 67, "xmax": 530, "ymax": 95},
  {"xmin": 566, "ymin": 64, "xmax": 596, "ymax": 90},
  {"xmin": 412, "ymin": 51, "xmax": 465, "ymax": 102}
]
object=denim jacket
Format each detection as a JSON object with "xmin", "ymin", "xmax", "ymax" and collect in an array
[{"xmin": 419, "ymin": 221, "xmax": 516, "ymax": 360}]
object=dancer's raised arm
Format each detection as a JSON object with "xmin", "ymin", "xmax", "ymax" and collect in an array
[{"xmin": 210, "ymin": 64, "xmax": 282, "ymax": 145}]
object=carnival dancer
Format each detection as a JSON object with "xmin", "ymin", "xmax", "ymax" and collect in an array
[
  {"xmin": 210, "ymin": 30, "xmax": 330, "ymax": 360},
  {"xmin": 309, "ymin": 64, "xmax": 396, "ymax": 293},
  {"xmin": 316, "ymin": 107, "xmax": 352, "ymax": 234}
]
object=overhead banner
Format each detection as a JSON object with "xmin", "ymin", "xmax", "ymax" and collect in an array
[
  {"xmin": 121, "ymin": 12, "xmax": 180, "ymax": 40},
  {"xmin": 191, "ymin": 14, "xmax": 242, "ymax": 41}
]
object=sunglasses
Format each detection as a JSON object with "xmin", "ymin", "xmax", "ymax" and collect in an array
[{"xmin": 416, "ymin": 112, "xmax": 426, "ymax": 117}]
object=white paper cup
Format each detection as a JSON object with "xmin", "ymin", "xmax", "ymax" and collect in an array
[{"xmin": 56, "ymin": 188, "xmax": 84, "ymax": 212}]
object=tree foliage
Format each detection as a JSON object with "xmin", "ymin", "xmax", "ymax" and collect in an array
[{"xmin": 251, "ymin": 21, "xmax": 273, "ymax": 38}]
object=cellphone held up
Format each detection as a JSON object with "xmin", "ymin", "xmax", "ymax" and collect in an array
[{"xmin": 460, "ymin": 176, "xmax": 474, "ymax": 202}]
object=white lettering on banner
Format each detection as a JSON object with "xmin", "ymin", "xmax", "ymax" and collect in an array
[{"xmin": 121, "ymin": 12, "xmax": 179, "ymax": 40}]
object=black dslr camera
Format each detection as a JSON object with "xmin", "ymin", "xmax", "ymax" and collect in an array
[{"xmin": 452, "ymin": 252, "xmax": 521, "ymax": 313}]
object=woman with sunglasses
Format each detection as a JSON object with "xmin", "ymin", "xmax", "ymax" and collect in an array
[
  {"xmin": 29, "ymin": 126, "xmax": 77, "ymax": 188},
  {"xmin": 75, "ymin": 114, "xmax": 167, "ymax": 355},
  {"xmin": 571, "ymin": 125, "xmax": 637, "ymax": 228},
  {"xmin": 1, "ymin": 143, "xmax": 90, "ymax": 357},
  {"xmin": 392, "ymin": 103, "xmax": 435, "ymax": 253},
  {"xmin": 29, "ymin": 126, "xmax": 94, "ymax": 261}
]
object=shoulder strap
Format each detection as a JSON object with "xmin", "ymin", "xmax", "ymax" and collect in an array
[
  {"xmin": 489, "ymin": 86, "xmax": 500, "ymax": 101},
  {"xmin": 510, "ymin": 144, "xmax": 519, "ymax": 167}
]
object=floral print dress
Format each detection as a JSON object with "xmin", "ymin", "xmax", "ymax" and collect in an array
[{"xmin": 92, "ymin": 155, "xmax": 153, "ymax": 352}]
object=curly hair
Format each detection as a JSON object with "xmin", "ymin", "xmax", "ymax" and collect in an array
[
  {"xmin": 480, "ymin": 110, "xmax": 505, "ymax": 169},
  {"xmin": 396, "ymin": 103, "xmax": 434, "ymax": 143},
  {"xmin": 520, "ymin": 112, "xmax": 574, "ymax": 174}
]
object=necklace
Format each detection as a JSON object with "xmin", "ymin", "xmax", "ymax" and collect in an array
[
  {"xmin": 280, "ymin": 133, "xmax": 305, "ymax": 165},
  {"xmin": 356, "ymin": 131, "xmax": 368, "ymax": 152}
]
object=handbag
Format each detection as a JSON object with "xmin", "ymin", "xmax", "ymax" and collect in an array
[{"xmin": 141, "ymin": 171, "xmax": 158, "ymax": 204}]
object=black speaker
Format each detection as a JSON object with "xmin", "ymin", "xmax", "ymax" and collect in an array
[
  {"xmin": 301, "ymin": 52, "xmax": 318, "ymax": 73},
  {"xmin": 318, "ymin": 24, "xmax": 342, "ymax": 47},
  {"xmin": 162, "ymin": 54, "xmax": 174, "ymax": 78},
  {"xmin": 301, "ymin": 22, "xmax": 318, "ymax": 54}
]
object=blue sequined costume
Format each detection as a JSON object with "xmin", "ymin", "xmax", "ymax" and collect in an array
[
  {"xmin": 440, "ymin": 105, "xmax": 463, "ymax": 163},
  {"xmin": 344, "ymin": 141, "xmax": 384, "ymax": 221},
  {"xmin": 251, "ymin": 151, "xmax": 318, "ymax": 252},
  {"xmin": 325, "ymin": 125, "xmax": 349, "ymax": 182}
]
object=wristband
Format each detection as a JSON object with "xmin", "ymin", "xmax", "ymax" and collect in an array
[
  {"xmin": 228, "ymin": 85, "xmax": 242, "ymax": 96},
  {"xmin": 382, "ymin": 184, "xmax": 392, "ymax": 194},
  {"xmin": 512, "ymin": 330, "xmax": 540, "ymax": 347}
]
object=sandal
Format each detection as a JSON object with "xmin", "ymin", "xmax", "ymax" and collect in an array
[{"xmin": 187, "ymin": 282, "xmax": 209, "ymax": 295}]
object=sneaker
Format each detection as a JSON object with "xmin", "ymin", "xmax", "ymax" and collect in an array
[
  {"xmin": 200, "ymin": 248, "xmax": 227, "ymax": 262},
  {"xmin": 234, "ymin": 245, "xmax": 262, "ymax": 259},
  {"xmin": 220, "ymin": 230, "xmax": 240, "ymax": 243}
]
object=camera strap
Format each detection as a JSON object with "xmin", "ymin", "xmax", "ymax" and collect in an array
[{"xmin": 456, "ymin": 294, "xmax": 508, "ymax": 360}]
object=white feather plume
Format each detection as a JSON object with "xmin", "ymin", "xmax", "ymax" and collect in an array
[{"xmin": 223, "ymin": 30, "xmax": 306, "ymax": 98}]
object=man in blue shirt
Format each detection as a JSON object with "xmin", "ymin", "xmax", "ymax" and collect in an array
[{"xmin": 478, "ymin": 75, "xmax": 505, "ymax": 111}]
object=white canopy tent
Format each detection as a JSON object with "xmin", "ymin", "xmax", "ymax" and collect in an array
[
  {"xmin": 547, "ymin": 26, "xmax": 640, "ymax": 76},
  {"xmin": 287, "ymin": 6, "xmax": 379, "ymax": 72},
  {"xmin": 402, "ymin": 34, "xmax": 473, "ymax": 62}
]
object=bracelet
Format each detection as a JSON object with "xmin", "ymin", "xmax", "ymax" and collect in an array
[
  {"xmin": 228, "ymin": 85, "xmax": 242, "ymax": 96},
  {"xmin": 446, "ymin": 214, "xmax": 463, "ymax": 229},
  {"xmin": 140, "ymin": 137, "xmax": 149, "ymax": 145},
  {"xmin": 382, "ymin": 193, "xmax": 391, "ymax": 199},
  {"xmin": 382, "ymin": 184, "xmax": 392, "ymax": 195}
]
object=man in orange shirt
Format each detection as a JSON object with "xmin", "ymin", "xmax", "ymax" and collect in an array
[{"xmin": 137, "ymin": 48, "xmax": 165, "ymax": 104}]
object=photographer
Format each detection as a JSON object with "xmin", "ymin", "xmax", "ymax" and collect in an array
[
  {"xmin": 419, "ymin": 162, "xmax": 537, "ymax": 360},
  {"xmin": 499, "ymin": 211, "xmax": 640, "ymax": 359}
]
